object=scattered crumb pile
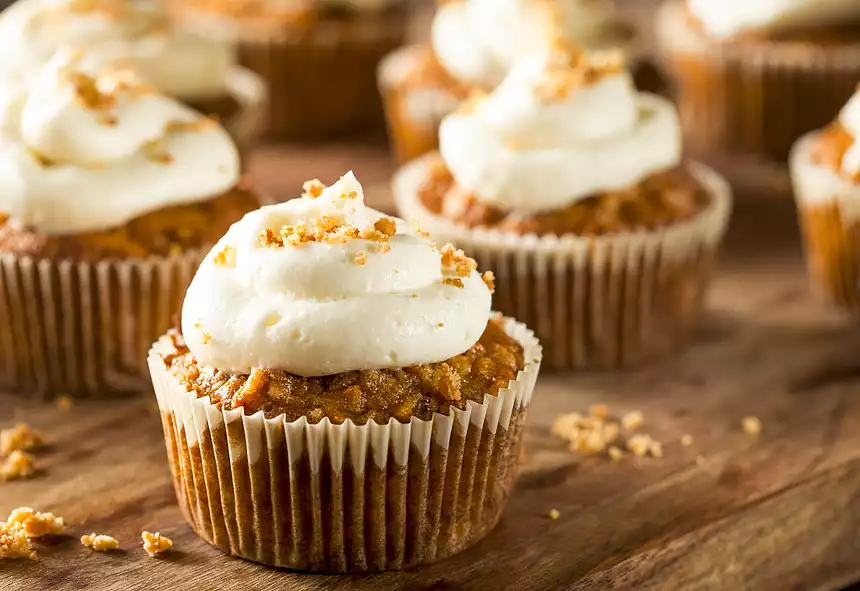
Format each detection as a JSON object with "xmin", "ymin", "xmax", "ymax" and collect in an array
[
  {"xmin": 0, "ymin": 508, "xmax": 64, "ymax": 560},
  {"xmin": 551, "ymin": 405, "xmax": 662, "ymax": 461},
  {"xmin": 141, "ymin": 531, "xmax": 173, "ymax": 557},
  {"xmin": 0, "ymin": 423, "xmax": 43, "ymax": 482},
  {"xmin": 81, "ymin": 533, "xmax": 119, "ymax": 552}
]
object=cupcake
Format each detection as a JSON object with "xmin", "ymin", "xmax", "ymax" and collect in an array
[
  {"xmin": 657, "ymin": 0, "xmax": 860, "ymax": 163},
  {"xmin": 148, "ymin": 171, "xmax": 542, "ymax": 571},
  {"xmin": 170, "ymin": 0, "xmax": 406, "ymax": 140},
  {"xmin": 378, "ymin": 0, "xmax": 639, "ymax": 165},
  {"xmin": 0, "ymin": 0, "xmax": 267, "ymax": 156},
  {"xmin": 791, "ymin": 89, "xmax": 860, "ymax": 316},
  {"xmin": 0, "ymin": 51, "xmax": 260, "ymax": 397},
  {"xmin": 394, "ymin": 43, "xmax": 732, "ymax": 370}
]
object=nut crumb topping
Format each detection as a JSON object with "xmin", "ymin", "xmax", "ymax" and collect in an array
[
  {"xmin": 534, "ymin": 39, "xmax": 625, "ymax": 102},
  {"xmin": 481, "ymin": 271, "xmax": 496, "ymax": 293},
  {"xmin": 142, "ymin": 140, "xmax": 173, "ymax": 165},
  {"xmin": 212, "ymin": 245, "xmax": 236, "ymax": 268},
  {"xmin": 410, "ymin": 220, "xmax": 430, "ymax": 238},
  {"xmin": 81, "ymin": 533, "xmax": 119, "ymax": 552},
  {"xmin": 201, "ymin": 333, "xmax": 212, "ymax": 345},
  {"xmin": 1, "ymin": 423, "xmax": 43, "ymax": 456},
  {"xmin": 742, "ymin": 416, "xmax": 761, "ymax": 436},
  {"xmin": 0, "ymin": 522, "xmax": 34, "ymax": 560},
  {"xmin": 442, "ymin": 277, "xmax": 464, "ymax": 289},
  {"xmin": 302, "ymin": 178, "xmax": 325, "ymax": 199},
  {"xmin": 440, "ymin": 243, "xmax": 478, "ymax": 278},
  {"xmin": 165, "ymin": 117, "xmax": 218, "ymax": 134},
  {"xmin": 1, "ymin": 451, "xmax": 35, "ymax": 481},
  {"xmin": 141, "ymin": 531, "xmax": 173, "ymax": 557},
  {"xmin": 353, "ymin": 251, "xmax": 367, "ymax": 266},
  {"xmin": 373, "ymin": 217, "xmax": 397, "ymax": 237},
  {"xmin": 6, "ymin": 508, "xmax": 64, "ymax": 538}
]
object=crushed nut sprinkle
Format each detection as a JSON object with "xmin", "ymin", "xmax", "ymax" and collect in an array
[
  {"xmin": 302, "ymin": 178, "xmax": 325, "ymax": 199},
  {"xmin": 440, "ymin": 243, "xmax": 478, "ymax": 277},
  {"xmin": 1, "ymin": 423, "xmax": 43, "ymax": 456},
  {"xmin": 0, "ymin": 523, "xmax": 34, "ymax": 560},
  {"xmin": 442, "ymin": 277, "xmax": 464, "ymax": 289},
  {"xmin": 212, "ymin": 245, "xmax": 236, "ymax": 267},
  {"xmin": 6, "ymin": 508, "xmax": 64, "ymax": 538},
  {"xmin": 411, "ymin": 220, "xmax": 430, "ymax": 238},
  {"xmin": 201, "ymin": 333, "xmax": 212, "ymax": 345},
  {"xmin": 353, "ymin": 251, "xmax": 368, "ymax": 266},
  {"xmin": 81, "ymin": 533, "xmax": 119, "ymax": 552},
  {"xmin": 373, "ymin": 217, "xmax": 397, "ymax": 237},
  {"xmin": 165, "ymin": 117, "xmax": 218, "ymax": 134},
  {"xmin": 141, "ymin": 531, "xmax": 173, "ymax": 557},
  {"xmin": 742, "ymin": 416, "xmax": 762, "ymax": 436},
  {"xmin": 1, "ymin": 451, "xmax": 35, "ymax": 481},
  {"xmin": 481, "ymin": 271, "xmax": 496, "ymax": 293},
  {"xmin": 142, "ymin": 140, "xmax": 173, "ymax": 165},
  {"xmin": 534, "ymin": 39, "xmax": 625, "ymax": 102}
]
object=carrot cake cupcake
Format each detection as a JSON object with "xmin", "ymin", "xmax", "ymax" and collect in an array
[
  {"xmin": 657, "ymin": 0, "xmax": 860, "ymax": 162},
  {"xmin": 148, "ymin": 171, "xmax": 541, "ymax": 571},
  {"xmin": 170, "ymin": 0, "xmax": 406, "ymax": 139},
  {"xmin": 0, "ymin": 0, "xmax": 266, "ymax": 155},
  {"xmin": 0, "ymin": 50, "xmax": 259, "ymax": 397},
  {"xmin": 379, "ymin": 0, "xmax": 639, "ymax": 165},
  {"xmin": 394, "ymin": 43, "xmax": 732, "ymax": 369},
  {"xmin": 791, "ymin": 88, "xmax": 860, "ymax": 317}
]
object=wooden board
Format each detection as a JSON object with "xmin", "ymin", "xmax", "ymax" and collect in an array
[{"xmin": 2, "ymin": 194, "xmax": 860, "ymax": 591}]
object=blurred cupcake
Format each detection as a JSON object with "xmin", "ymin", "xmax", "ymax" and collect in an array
[
  {"xmin": 379, "ymin": 0, "xmax": 639, "ymax": 165},
  {"xmin": 148, "ymin": 172, "xmax": 541, "ymax": 571},
  {"xmin": 0, "ymin": 51, "xmax": 260, "ymax": 397},
  {"xmin": 0, "ymin": 0, "xmax": 267, "ymax": 156},
  {"xmin": 170, "ymin": 0, "xmax": 406, "ymax": 140},
  {"xmin": 657, "ymin": 0, "xmax": 860, "ymax": 163},
  {"xmin": 791, "ymin": 89, "xmax": 860, "ymax": 316},
  {"xmin": 394, "ymin": 43, "xmax": 732, "ymax": 369}
]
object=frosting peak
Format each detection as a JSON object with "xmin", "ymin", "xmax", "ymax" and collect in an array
[
  {"xmin": 438, "ymin": 47, "xmax": 682, "ymax": 213},
  {"xmin": 181, "ymin": 172, "xmax": 494, "ymax": 377}
]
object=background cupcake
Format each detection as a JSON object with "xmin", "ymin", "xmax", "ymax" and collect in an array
[
  {"xmin": 792, "ymin": 88, "xmax": 860, "ymax": 317},
  {"xmin": 0, "ymin": 51, "xmax": 259, "ymax": 397},
  {"xmin": 657, "ymin": 0, "xmax": 860, "ymax": 164},
  {"xmin": 170, "ymin": 0, "xmax": 406, "ymax": 140},
  {"xmin": 395, "ymin": 43, "xmax": 732, "ymax": 369},
  {"xmin": 378, "ymin": 0, "xmax": 639, "ymax": 165},
  {"xmin": 0, "ymin": 0, "xmax": 267, "ymax": 156},
  {"xmin": 149, "ymin": 171, "xmax": 541, "ymax": 571}
]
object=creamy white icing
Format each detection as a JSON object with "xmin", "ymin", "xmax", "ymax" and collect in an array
[
  {"xmin": 182, "ymin": 172, "xmax": 492, "ymax": 377},
  {"xmin": 688, "ymin": 0, "xmax": 860, "ymax": 38},
  {"xmin": 431, "ymin": 0, "xmax": 618, "ymax": 89},
  {"xmin": 838, "ymin": 90, "xmax": 860, "ymax": 178},
  {"xmin": 0, "ymin": 0, "xmax": 234, "ymax": 101},
  {"xmin": 438, "ymin": 48, "xmax": 682, "ymax": 213},
  {"xmin": 0, "ymin": 51, "xmax": 240, "ymax": 235}
]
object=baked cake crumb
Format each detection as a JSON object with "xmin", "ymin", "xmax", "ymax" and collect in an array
[
  {"xmin": 588, "ymin": 404, "xmax": 610, "ymax": 419},
  {"xmin": 55, "ymin": 396, "xmax": 74, "ymax": 411},
  {"xmin": 742, "ymin": 416, "xmax": 762, "ymax": 436},
  {"xmin": 373, "ymin": 217, "xmax": 397, "ymax": 237},
  {"xmin": 608, "ymin": 446, "xmax": 624, "ymax": 462},
  {"xmin": 627, "ymin": 434, "xmax": 658, "ymax": 458},
  {"xmin": 81, "ymin": 533, "xmax": 119, "ymax": 551},
  {"xmin": 621, "ymin": 411, "xmax": 644, "ymax": 430},
  {"xmin": 1, "ymin": 451, "xmax": 35, "ymax": 481},
  {"xmin": 440, "ymin": 243, "xmax": 477, "ymax": 277},
  {"xmin": 212, "ymin": 245, "xmax": 236, "ymax": 267},
  {"xmin": 548, "ymin": 509, "xmax": 561, "ymax": 520},
  {"xmin": 6, "ymin": 508, "xmax": 64, "ymax": 538},
  {"xmin": 1, "ymin": 423, "xmax": 43, "ymax": 456},
  {"xmin": 680, "ymin": 434, "xmax": 694, "ymax": 446},
  {"xmin": 141, "ymin": 531, "xmax": 173, "ymax": 557},
  {"xmin": 0, "ymin": 522, "xmax": 34, "ymax": 560}
]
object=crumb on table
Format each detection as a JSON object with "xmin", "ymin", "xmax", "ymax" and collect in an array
[
  {"xmin": 548, "ymin": 509, "xmax": 561, "ymax": 520},
  {"xmin": 1, "ymin": 451, "xmax": 35, "ymax": 481},
  {"xmin": 0, "ymin": 522, "xmax": 34, "ymax": 560},
  {"xmin": 5, "ymin": 508, "xmax": 63, "ymax": 538},
  {"xmin": 742, "ymin": 416, "xmax": 762, "ymax": 436},
  {"xmin": 142, "ymin": 531, "xmax": 173, "ymax": 557},
  {"xmin": 680, "ymin": 434, "xmax": 694, "ymax": 446},
  {"xmin": 0, "ymin": 423, "xmax": 43, "ymax": 456},
  {"xmin": 81, "ymin": 533, "xmax": 119, "ymax": 552},
  {"xmin": 621, "ymin": 411, "xmax": 644, "ymax": 430}
]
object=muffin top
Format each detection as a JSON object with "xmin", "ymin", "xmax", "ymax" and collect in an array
[
  {"xmin": 436, "ymin": 42, "xmax": 682, "ymax": 216},
  {"xmin": 0, "ymin": 0, "xmax": 234, "ymax": 102},
  {"xmin": 0, "ymin": 50, "xmax": 240, "ymax": 236},
  {"xmin": 686, "ymin": 0, "xmax": 860, "ymax": 40},
  {"xmin": 181, "ymin": 171, "xmax": 494, "ymax": 377},
  {"xmin": 811, "ymin": 89, "xmax": 860, "ymax": 183},
  {"xmin": 431, "ymin": 0, "xmax": 629, "ymax": 89}
]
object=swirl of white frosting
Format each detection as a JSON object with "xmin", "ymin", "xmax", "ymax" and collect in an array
[
  {"xmin": 181, "ymin": 172, "xmax": 492, "ymax": 377},
  {"xmin": 438, "ymin": 48, "xmax": 682, "ymax": 213},
  {"xmin": 0, "ymin": 0, "xmax": 234, "ymax": 101},
  {"xmin": 688, "ymin": 0, "xmax": 860, "ymax": 38},
  {"xmin": 0, "ymin": 51, "xmax": 240, "ymax": 235},
  {"xmin": 838, "ymin": 90, "xmax": 860, "ymax": 178},
  {"xmin": 431, "ymin": 0, "xmax": 616, "ymax": 89}
]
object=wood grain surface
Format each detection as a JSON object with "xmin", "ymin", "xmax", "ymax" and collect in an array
[{"xmin": 2, "ymin": 192, "xmax": 860, "ymax": 591}]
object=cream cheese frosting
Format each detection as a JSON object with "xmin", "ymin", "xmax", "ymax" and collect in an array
[
  {"xmin": 431, "ymin": 0, "xmax": 618, "ymax": 89},
  {"xmin": 438, "ymin": 46, "xmax": 682, "ymax": 213},
  {"xmin": 0, "ymin": 51, "xmax": 240, "ymax": 235},
  {"xmin": 687, "ymin": 0, "xmax": 860, "ymax": 38},
  {"xmin": 0, "ymin": 0, "xmax": 234, "ymax": 101},
  {"xmin": 838, "ymin": 89, "xmax": 860, "ymax": 179},
  {"xmin": 181, "ymin": 172, "xmax": 493, "ymax": 377}
]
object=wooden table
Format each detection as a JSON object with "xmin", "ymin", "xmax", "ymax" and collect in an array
[{"xmin": 2, "ymin": 152, "xmax": 860, "ymax": 590}]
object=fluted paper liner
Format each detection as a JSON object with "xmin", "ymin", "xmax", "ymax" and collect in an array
[
  {"xmin": 791, "ymin": 132, "xmax": 860, "ymax": 316},
  {"xmin": 149, "ymin": 317, "xmax": 541, "ymax": 572},
  {"xmin": 221, "ymin": 66, "xmax": 267, "ymax": 159},
  {"xmin": 0, "ymin": 249, "xmax": 204, "ymax": 397},
  {"xmin": 657, "ymin": 0, "xmax": 860, "ymax": 162},
  {"xmin": 394, "ymin": 155, "xmax": 732, "ymax": 370}
]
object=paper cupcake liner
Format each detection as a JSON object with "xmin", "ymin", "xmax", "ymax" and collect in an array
[
  {"xmin": 791, "ymin": 132, "xmax": 860, "ymax": 316},
  {"xmin": 221, "ymin": 66, "xmax": 268, "ymax": 161},
  {"xmin": 656, "ymin": 0, "xmax": 860, "ymax": 162},
  {"xmin": 394, "ymin": 156, "xmax": 733, "ymax": 370},
  {"xmin": 148, "ymin": 317, "xmax": 541, "ymax": 572},
  {"xmin": 0, "ymin": 249, "xmax": 205, "ymax": 398}
]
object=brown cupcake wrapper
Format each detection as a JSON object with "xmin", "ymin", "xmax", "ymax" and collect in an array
[
  {"xmin": 791, "ymin": 132, "xmax": 860, "ymax": 315},
  {"xmin": 148, "ymin": 317, "xmax": 542, "ymax": 572},
  {"xmin": 656, "ymin": 0, "xmax": 860, "ymax": 162},
  {"xmin": 0, "ymin": 249, "xmax": 205, "ymax": 397},
  {"xmin": 221, "ymin": 66, "xmax": 268, "ymax": 159},
  {"xmin": 394, "ymin": 156, "xmax": 733, "ymax": 370}
]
